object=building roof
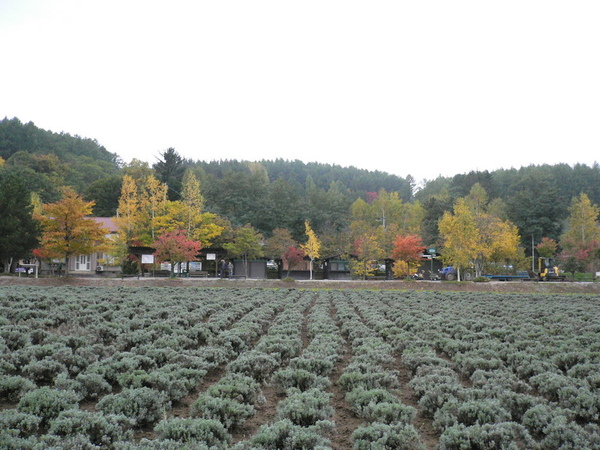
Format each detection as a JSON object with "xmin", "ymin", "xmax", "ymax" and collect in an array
[{"xmin": 93, "ymin": 217, "xmax": 118, "ymax": 233}]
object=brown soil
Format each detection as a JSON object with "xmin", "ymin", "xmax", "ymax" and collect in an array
[
  {"xmin": 327, "ymin": 336, "xmax": 364, "ymax": 449},
  {"xmin": 2, "ymin": 275, "xmax": 599, "ymax": 295},
  {"xmin": 396, "ymin": 363, "xmax": 439, "ymax": 450}
]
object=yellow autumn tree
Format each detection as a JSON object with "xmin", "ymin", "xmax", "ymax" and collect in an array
[
  {"xmin": 179, "ymin": 170, "xmax": 223, "ymax": 246},
  {"xmin": 440, "ymin": 185, "xmax": 522, "ymax": 279},
  {"xmin": 115, "ymin": 175, "xmax": 171, "ymax": 244},
  {"xmin": 560, "ymin": 193, "xmax": 600, "ymax": 247},
  {"xmin": 36, "ymin": 187, "xmax": 109, "ymax": 275},
  {"xmin": 349, "ymin": 189, "xmax": 423, "ymax": 258},
  {"xmin": 438, "ymin": 198, "xmax": 479, "ymax": 280},
  {"xmin": 350, "ymin": 233, "xmax": 384, "ymax": 279},
  {"xmin": 302, "ymin": 220, "xmax": 321, "ymax": 280},
  {"xmin": 141, "ymin": 175, "xmax": 169, "ymax": 241},
  {"xmin": 560, "ymin": 193, "xmax": 600, "ymax": 274}
]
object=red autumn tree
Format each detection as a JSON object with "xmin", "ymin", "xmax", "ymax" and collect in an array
[
  {"xmin": 391, "ymin": 234, "xmax": 425, "ymax": 278},
  {"xmin": 153, "ymin": 230, "xmax": 202, "ymax": 276},
  {"xmin": 282, "ymin": 246, "xmax": 305, "ymax": 278}
]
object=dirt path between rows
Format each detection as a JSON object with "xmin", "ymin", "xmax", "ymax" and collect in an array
[{"xmin": 3, "ymin": 276, "xmax": 599, "ymax": 295}]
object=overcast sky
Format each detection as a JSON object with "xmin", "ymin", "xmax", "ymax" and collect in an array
[{"xmin": 1, "ymin": 1, "xmax": 599, "ymax": 183}]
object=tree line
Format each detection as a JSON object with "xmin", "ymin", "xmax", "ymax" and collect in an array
[{"xmin": 1, "ymin": 117, "xmax": 600, "ymax": 277}]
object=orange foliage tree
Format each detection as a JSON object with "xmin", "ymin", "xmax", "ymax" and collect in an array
[
  {"xmin": 35, "ymin": 187, "xmax": 109, "ymax": 275},
  {"xmin": 391, "ymin": 234, "xmax": 425, "ymax": 278}
]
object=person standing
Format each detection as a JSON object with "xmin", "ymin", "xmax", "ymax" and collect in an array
[{"xmin": 227, "ymin": 261, "xmax": 234, "ymax": 278}]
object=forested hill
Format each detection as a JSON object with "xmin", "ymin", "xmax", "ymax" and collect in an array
[
  {"xmin": 2, "ymin": 117, "xmax": 600, "ymax": 246},
  {"xmin": 0, "ymin": 117, "xmax": 118, "ymax": 164},
  {"xmin": 0, "ymin": 117, "xmax": 120, "ymax": 201},
  {"xmin": 196, "ymin": 159, "xmax": 412, "ymax": 199}
]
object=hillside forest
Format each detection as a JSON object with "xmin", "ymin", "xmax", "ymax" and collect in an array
[{"xmin": 2, "ymin": 117, "xmax": 600, "ymax": 277}]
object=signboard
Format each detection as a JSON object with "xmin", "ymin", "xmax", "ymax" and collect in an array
[
  {"xmin": 141, "ymin": 254, "xmax": 155, "ymax": 264},
  {"xmin": 428, "ymin": 248, "xmax": 436, "ymax": 255},
  {"xmin": 207, "ymin": 253, "xmax": 216, "ymax": 260}
]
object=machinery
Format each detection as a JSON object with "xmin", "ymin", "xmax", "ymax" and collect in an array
[
  {"xmin": 538, "ymin": 257, "xmax": 565, "ymax": 281},
  {"xmin": 439, "ymin": 266, "xmax": 474, "ymax": 281}
]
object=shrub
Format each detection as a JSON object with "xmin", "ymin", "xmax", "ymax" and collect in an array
[
  {"xmin": 556, "ymin": 385, "xmax": 599, "ymax": 421},
  {"xmin": 418, "ymin": 383, "xmax": 464, "ymax": 418},
  {"xmin": 438, "ymin": 422, "xmax": 535, "ymax": 450},
  {"xmin": 256, "ymin": 335, "xmax": 303, "ymax": 361},
  {"xmin": 529, "ymin": 372, "xmax": 581, "ymax": 402},
  {"xmin": 522, "ymin": 403, "xmax": 573, "ymax": 437},
  {"xmin": 567, "ymin": 362, "xmax": 600, "ymax": 380},
  {"xmin": 17, "ymin": 387, "xmax": 79, "ymax": 426},
  {"xmin": 0, "ymin": 410, "xmax": 41, "ymax": 435},
  {"xmin": 276, "ymin": 389, "xmax": 333, "ymax": 426},
  {"xmin": 359, "ymin": 401, "xmax": 416, "ymax": 425},
  {"xmin": 36, "ymin": 433, "xmax": 101, "ymax": 449},
  {"xmin": 274, "ymin": 368, "xmax": 333, "ymax": 393},
  {"xmin": 470, "ymin": 369, "xmax": 531, "ymax": 394},
  {"xmin": 154, "ymin": 418, "xmax": 230, "ymax": 447},
  {"xmin": 48, "ymin": 409, "xmax": 135, "ymax": 446},
  {"xmin": 246, "ymin": 419, "xmax": 332, "ymax": 449},
  {"xmin": 352, "ymin": 422, "xmax": 424, "ymax": 450},
  {"xmin": 540, "ymin": 416, "xmax": 600, "ymax": 449},
  {"xmin": 0, "ymin": 375, "xmax": 37, "ymax": 402},
  {"xmin": 114, "ymin": 438, "xmax": 213, "ymax": 449},
  {"xmin": 288, "ymin": 357, "xmax": 334, "ymax": 377},
  {"xmin": 228, "ymin": 351, "xmax": 280, "ymax": 382},
  {"xmin": 191, "ymin": 395, "xmax": 254, "ymax": 430},
  {"xmin": 346, "ymin": 388, "xmax": 398, "ymax": 410},
  {"xmin": 117, "ymin": 369, "xmax": 191, "ymax": 404},
  {"xmin": 0, "ymin": 325, "xmax": 30, "ymax": 351},
  {"xmin": 453, "ymin": 355, "xmax": 504, "ymax": 377},
  {"xmin": 402, "ymin": 352, "xmax": 450, "ymax": 375},
  {"xmin": 21, "ymin": 359, "xmax": 68, "ymax": 383},
  {"xmin": 97, "ymin": 387, "xmax": 170, "ymax": 427},
  {"xmin": 205, "ymin": 372, "xmax": 265, "ymax": 405},
  {"xmin": 74, "ymin": 372, "xmax": 113, "ymax": 400},
  {"xmin": 409, "ymin": 365, "xmax": 460, "ymax": 388},
  {"xmin": 496, "ymin": 392, "xmax": 543, "ymax": 422},
  {"xmin": 338, "ymin": 370, "xmax": 399, "ymax": 391},
  {"xmin": 433, "ymin": 399, "xmax": 512, "ymax": 431},
  {"xmin": 553, "ymin": 352, "xmax": 588, "ymax": 372},
  {"xmin": 0, "ymin": 430, "xmax": 38, "ymax": 450}
]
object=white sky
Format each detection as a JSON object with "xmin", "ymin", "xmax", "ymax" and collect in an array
[{"xmin": 1, "ymin": 1, "xmax": 599, "ymax": 183}]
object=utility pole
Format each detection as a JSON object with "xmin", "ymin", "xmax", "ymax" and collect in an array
[{"xmin": 531, "ymin": 235, "xmax": 535, "ymax": 272}]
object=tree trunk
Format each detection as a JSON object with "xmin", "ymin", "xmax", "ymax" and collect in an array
[{"xmin": 65, "ymin": 254, "xmax": 71, "ymax": 276}]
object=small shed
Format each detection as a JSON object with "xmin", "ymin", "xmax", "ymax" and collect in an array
[
  {"xmin": 231, "ymin": 259, "xmax": 268, "ymax": 279},
  {"xmin": 414, "ymin": 250, "xmax": 443, "ymax": 280},
  {"xmin": 322, "ymin": 255, "xmax": 353, "ymax": 280},
  {"xmin": 196, "ymin": 247, "xmax": 228, "ymax": 277},
  {"xmin": 128, "ymin": 245, "xmax": 156, "ymax": 276},
  {"xmin": 276, "ymin": 257, "xmax": 317, "ymax": 280}
]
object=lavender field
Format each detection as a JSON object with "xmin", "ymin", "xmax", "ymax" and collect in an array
[{"xmin": 1, "ymin": 286, "xmax": 598, "ymax": 449}]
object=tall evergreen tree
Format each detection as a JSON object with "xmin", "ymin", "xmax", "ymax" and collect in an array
[
  {"xmin": 0, "ymin": 172, "xmax": 40, "ymax": 272},
  {"xmin": 505, "ymin": 172, "xmax": 565, "ymax": 244},
  {"xmin": 153, "ymin": 147, "xmax": 186, "ymax": 201}
]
